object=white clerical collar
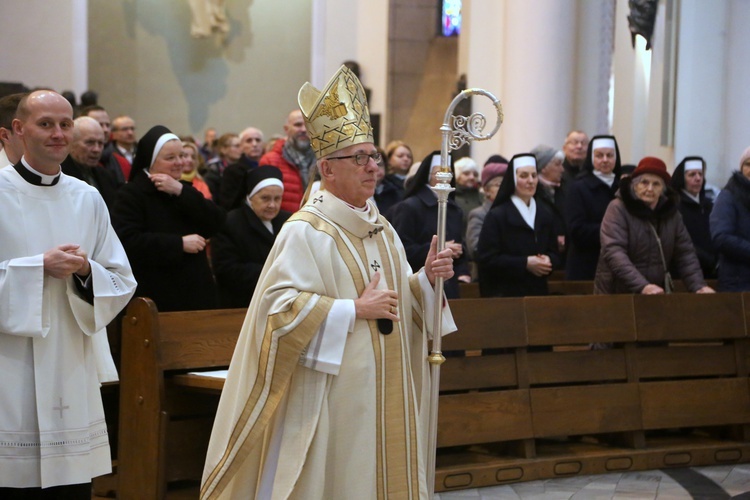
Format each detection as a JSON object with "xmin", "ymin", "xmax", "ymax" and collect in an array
[
  {"xmin": 349, "ymin": 199, "xmax": 379, "ymax": 225},
  {"xmin": 326, "ymin": 190, "xmax": 379, "ymax": 225},
  {"xmin": 682, "ymin": 189, "xmax": 701, "ymax": 204},
  {"xmin": 347, "ymin": 202, "xmax": 369, "ymax": 213},
  {"xmin": 511, "ymin": 195, "xmax": 536, "ymax": 229},
  {"xmin": 21, "ymin": 156, "xmax": 61, "ymax": 185},
  {"xmin": 261, "ymin": 219, "xmax": 273, "ymax": 233},
  {"xmin": 593, "ymin": 170, "xmax": 615, "ymax": 187}
]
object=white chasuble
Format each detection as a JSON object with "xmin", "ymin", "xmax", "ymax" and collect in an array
[
  {"xmin": 0, "ymin": 168, "xmax": 136, "ymax": 488},
  {"xmin": 202, "ymin": 191, "xmax": 456, "ymax": 500}
]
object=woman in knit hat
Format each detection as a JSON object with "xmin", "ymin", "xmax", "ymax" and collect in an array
[
  {"xmin": 710, "ymin": 147, "xmax": 750, "ymax": 291},
  {"xmin": 453, "ymin": 156, "xmax": 483, "ymax": 229},
  {"xmin": 670, "ymin": 156, "xmax": 717, "ymax": 279},
  {"xmin": 466, "ymin": 155, "xmax": 507, "ymax": 259},
  {"xmin": 112, "ymin": 125, "xmax": 226, "ymax": 311},
  {"xmin": 594, "ymin": 156, "xmax": 713, "ymax": 295},
  {"xmin": 212, "ymin": 165, "xmax": 292, "ymax": 308},
  {"xmin": 564, "ymin": 135, "xmax": 623, "ymax": 280},
  {"xmin": 476, "ymin": 153, "xmax": 561, "ymax": 297},
  {"xmin": 389, "ymin": 150, "xmax": 471, "ymax": 298}
]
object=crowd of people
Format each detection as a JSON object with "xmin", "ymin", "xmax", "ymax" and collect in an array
[
  {"xmin": 3, "ymin": 89, "xmax": 749, "ymax": 316},
  {"xmin": 2, "ymin": 69, "xmax": 750, "ymax": 497}
]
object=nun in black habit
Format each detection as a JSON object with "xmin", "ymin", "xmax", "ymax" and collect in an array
[
  {"xmin": 476, "ymin": 153, "xmax": 561, "ymax": 297},
  {"xmin": 112, "ymin": 125, "xmax": 226, "ymax": 311},
  {"xmin": 389, "ymin": 151, "xmax": 471, "ymax": 298},
  {"xmin": 211, "ymin": 165, "xmax": 292, "ymax": 308},
  {"xmin": 670, "ymin": 156, "xmax": 717, "ymax": 278},
  {"xmin": 564, "ymin": 135, "xmax": 623, "ymax": 280}
]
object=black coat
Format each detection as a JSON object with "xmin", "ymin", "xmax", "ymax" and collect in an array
[
  {"xmin": 219, "ymin": 154, "xmax": 258, "ymax": 211},
  {"xmin": 476, "ymin": 200, "xmax": 561, "ymax": 297},
  {"xmin": 561, "ymin": 158, "xmax": 583, "ymax": 195},
  {"xmin": 61, "ymin": 155, "xmax": 120, "ymax": 213},
  {"xmin": 375, "ymin": 174, "xmax": 405, "ymax": 219},
  {"xmin": 211, "ymin": 204, "xmax": 291, "ymax": 308},
  {"xmin": 112, "ymin": 171, "xmax": 226, "ymax": 311},
  {"xmin": 389, "ymin": 185, "xmax": 469, "ymax": 298},
  {"xmin": 564, "ymin": 173, "xmax": 619, "ymax": 279},
  {"xmin": 676, "ymin": 191, "xmax": 716, "ymax": 279},
  {"xmin": 535, "ymin": 182, "xmax": 566, "ymax": 236}
]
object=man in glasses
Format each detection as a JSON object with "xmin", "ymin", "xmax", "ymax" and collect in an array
[{"xmin": 203, "ymin": 65, "xmax": 457, "ymax": 500}]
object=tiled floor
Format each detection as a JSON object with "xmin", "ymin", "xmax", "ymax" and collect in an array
[
  {"xmin": 437, "ymin": 464, "xmax": 750, "ymax": 499},
  {"xmin": 93, "ymin": 464, "xmax": 750, "ymax": 498}
]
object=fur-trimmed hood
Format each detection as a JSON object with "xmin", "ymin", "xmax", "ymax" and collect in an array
[{"xmin": 618, "ymin": 174, "xmax": 680, "ymax": 221}]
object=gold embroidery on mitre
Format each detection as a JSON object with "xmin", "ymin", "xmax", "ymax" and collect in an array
[
  {"xmin": 298, "ymin": 65, "xmax": 374, "ymax": 159},
  {"xmin": 317, "ymin": 84, "xmax": 348, "ymax": 120}
]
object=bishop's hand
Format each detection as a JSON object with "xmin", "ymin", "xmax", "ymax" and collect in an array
[
  {"xmin": 425, "ymin": 235, "xmax": 454, "ymax": 286},
  {"xmin": 354, "ymin": 272, "xmax": 399, "ymax": 320}
]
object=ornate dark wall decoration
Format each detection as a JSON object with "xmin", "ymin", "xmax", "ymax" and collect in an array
[{"xmin": 628, "ymin": 0, "xmax": 659, "ymax": 49}]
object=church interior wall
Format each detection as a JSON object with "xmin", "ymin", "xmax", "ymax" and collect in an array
[
  {"xmin": 387, "ymin": 0, "xmax": 444, "ymax": 158},
  {"xmin": 311, "ymin": 0, "xmax": 390, "ymax": 141},
  {"xmin": 672, "ymin": 0, "xmax": 727, "ymax": 183},
  {"xmin": 1, "ymin": 0, "xmax": 748, "ymax": 188},
  {"xmin": 724, "ymin": 0, "xmax": 750, "ymax": 181},
  {"xmin": 1, "ymin": 0, "xmax": 88, "ymax": 95},
  {"xmin": 88, "ymin": 0, "xmax": 312, "ymax": 140}
]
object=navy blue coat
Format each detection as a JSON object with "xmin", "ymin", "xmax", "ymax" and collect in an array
[
  {"xmin": 389, "ymin": 185, "xmax": 469, "ymax": 298},
  {"xmin": 564, "ymin": 173, "xmax": 619, "ymax": 280},
  {"xmin": 476, "ymin": 200, "xmax": 561, "ymax": 297},
  {"xmin": 710, "ymin": 172, "xmax": 750, "ymax": 291}
]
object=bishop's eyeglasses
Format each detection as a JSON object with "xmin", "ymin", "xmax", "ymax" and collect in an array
[{"xmin": 328, "ymin": 152, "xmax": 382, "ymax": 166}]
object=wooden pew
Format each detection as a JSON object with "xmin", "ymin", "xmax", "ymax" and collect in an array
[
  {"xmin": 434, "ymin": 292, "xmax": 750, "ymax": 492},
  {"xmin": 117, "ymin": 293, "xmax": 750, "ymax": 497},
  {"xmin": 117, "ymin": 298, "xmax": 245, "ymax": 499},
  {"xmin": 546, "ymin": 279, "xmax": 720, "ymax": 296},
  {"xmin": 462, "ymin": 279, "xmax": 719, "ymax": 298}
]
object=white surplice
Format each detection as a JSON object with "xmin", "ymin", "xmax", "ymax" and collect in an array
[
  {"xmin": 0, "ymin": 166, "xmax": 136, "ymax": 488},
  {"xmin": 201, "ymin": 191, "xmax": 456, "ymax": 500}
]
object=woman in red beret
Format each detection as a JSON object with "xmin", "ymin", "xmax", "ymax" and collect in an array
[{"xmin": 594, "ymin": 156, "xmax": 714, "ymax": 294}]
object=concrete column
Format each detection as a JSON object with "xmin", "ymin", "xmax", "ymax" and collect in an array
[
  {"xmin": 0, "ymin": 0, "xmax": 87, "ymax": 94},
  {"xmin": 460, "ymin": 0, "xmax": 577, "ymax": 164},
  {"xmin": 724, "ymin": 0, "xmax": 750, "ymax": 182},
  {"xmin": 575, "ymin": 0, "xmax": 616, "ymax": 137},
  {"xmin": 613, "ymin": 0, "xmax": 691, "ymax": 168},
  {"xmin": 458, "ymin": 0, "xmax": 506, "ymax": 164},
  {"xmin": 673, "ymin": 0, "xmax": 730, "ymax": 184},
  {"xmin": 502, "ymin": 0, "xmax": 577, "ymax": 154},
  {"xmin": 311, "ymin": 0, "xmax": 389, "ymax": 138}
]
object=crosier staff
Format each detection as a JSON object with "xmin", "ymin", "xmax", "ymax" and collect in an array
[{"xmin": 426, "ymin": 88, "xmax": 503, "ymax": 498}]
